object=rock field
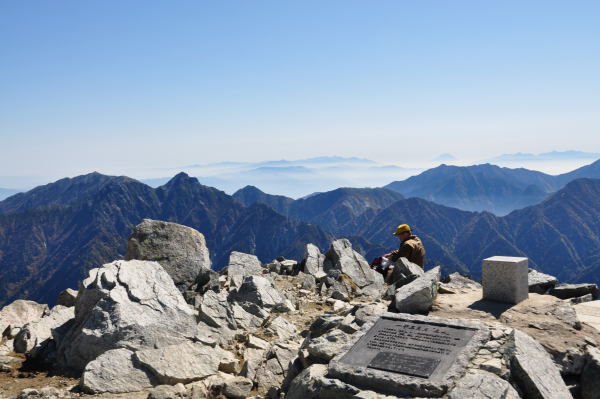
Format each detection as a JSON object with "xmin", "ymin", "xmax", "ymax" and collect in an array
[{"xmin": 0, "ymin": 219, "xmax": 599, "ymax": 399}]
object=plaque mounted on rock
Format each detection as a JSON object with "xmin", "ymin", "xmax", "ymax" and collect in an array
[{"xmin": 328, "ymin": 312, "xmax": 489, "ymax": 397}]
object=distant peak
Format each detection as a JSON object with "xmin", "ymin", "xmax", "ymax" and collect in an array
[
  {"xmin": 173, "ymin": 172, "xmax": 191, "ymax": 179},
  {"xmin": 162, "ymin": 172, "xmax": 201, "ymax": 188}
]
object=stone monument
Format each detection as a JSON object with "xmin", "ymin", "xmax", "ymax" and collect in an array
[
  {"xmin": 482, "ymin": 256, "xmax": 529, "ymax": 304},
  {"xmin": 328, "ymin": 312, "xmax": 489, "ymax": 397}
]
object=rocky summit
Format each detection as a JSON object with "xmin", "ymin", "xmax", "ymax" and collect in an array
[{"xmin": 0, "ymin": 220, "xmax": 599, "ymax": 399}]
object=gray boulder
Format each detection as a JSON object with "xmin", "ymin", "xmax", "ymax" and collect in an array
[
  {"xmin": 508, "ymin": 329, "xmax": 572, "ymax": 399},
  {"xmin": 80, "ymin": 348, "xmax": 154, "ymax": 394},
  {"xmin": 581, "ymin": 345, "xmax": 600, "ymax": 399},
  {"xmin": 440, "ymin": 272, "xmax": 482, "ymax": 293},
  {"xmin": 14, "ymin": 305, "xmax": 74, "ymax": 356},
  {"xmin": 126, "ymin": 219, "xmax": 211, "ymax": 291},
  {"xmin": 55, "ymin": 260, "xmax": 198, "ymax": 372},
  {"xmin": 286, "ymin": 364, "xmax": 361, "ymax": 399},
  {"xmin": 325, "ymin": 239, "xmax": 384, "ymax": 298},
  {"xmin": 528, "ymin": 269, "xmax": 558, "ymax": 294},
  {"xmin": 223, "ymin": 376, "xmax": 253, "ymax": 399},
  {"xmin": 448, "ymin": 370, "xmax": 520, "ymax": 399},
  {"xmin": 303, "ymin": 244, "xmax": 326, "ymax": 277},
  {"xmin": 147, "ymin": 384, "xmax": 188, "ymax": 399},
  {"xmin": 56, "ymin": 288, "xmax": 78, "ymax": 307},
  {"xmin": 390, "ymin": 257, "xmax": 424, "ymax": 286},
  {"xmin": 307, "ymin": 329, "xmax": 349, "ymax": 362},
  {"xmin": 550, "ymin": 284, "xmax": 599, "ymax": 300},
  {"xmin": 134, "ymin": 341, "xmax": 228, "ymax": 385},
  {"xmin": 225, "ymin": 251, "xmax": 263, "ymax": 276},
  {"xmin": 394, "ymin": 266, "xmax": 441, "ymax": 314},
  {"xmin": 0, "ymin": 300, "xmax": 48, "ymax": 336},
  {"xmin": 234, "ymin": 275, "xmax": 285, "ymax": 309},
  {"xmin": 199, "ymin": 290, "xmax": 237, "ymax": 330}
]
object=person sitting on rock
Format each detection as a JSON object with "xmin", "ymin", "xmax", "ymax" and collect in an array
[{"xmin": 381, "ymin": 224, "xmax": 426, "ymax": 278}]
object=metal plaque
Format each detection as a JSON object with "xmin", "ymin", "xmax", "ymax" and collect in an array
[
  {"xmin": 338, "ymin": 316, "xmax": 477, "ymax": 380},
  {"xmin": 368, "ymin": 352, "xmax": 440, "ymax": 378}
]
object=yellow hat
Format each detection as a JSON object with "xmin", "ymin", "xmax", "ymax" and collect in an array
[{"xmin": 393, "ymin": 224, "xmax": 411, "ymax": 236}]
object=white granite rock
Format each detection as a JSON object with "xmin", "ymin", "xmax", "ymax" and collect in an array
[
  {"xmin": 0, "ymin": 300, "xmax": 48, "ymax": 336},
  {"xmin": 303, "ymin": 243, "xmax": 325, "ymax": 277},
  {"xmin": 134, "ymin": 341, "xmax": 228, "ymax": 384},
  {"xmin": 55, "ymin": 260, "xmax": 198, "ymax": 372},
  {"xmin": 448, "ymin": 370, "xmax": 520, "ymax": 399},
  {"xmin": 14, "ymin": 305, "xmax": 74, "ymax": 356},
  {"xmin": 80, "ymin": 348, "xmax": 154, "ymax": 394},
  {"xmin": 394, "ymin": 266, "xmax": 441, "ymax": 314},
  {"xmin": 508, "ymin": 329, "xmax": 572, "ymax": 399}
]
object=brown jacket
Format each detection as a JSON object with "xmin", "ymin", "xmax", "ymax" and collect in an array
[{"xmin": 385, "ymin": 235, "xmax": 426, "ymax": 267}]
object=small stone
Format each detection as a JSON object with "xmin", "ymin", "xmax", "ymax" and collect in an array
[
  {"xmin": 480, "ymin": 358, "xmax": 503, "ymax": 375},
  {"xmin": 223, "ymin": 376, "xmax": 253, "ymax": 399}
]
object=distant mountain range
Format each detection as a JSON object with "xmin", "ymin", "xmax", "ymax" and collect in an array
[
  {"xmin": 142, "ymin": 156, "xmax": 419, "ymax": 198},
  {"xmin": 0, "ymin": 173, "xmax": 333, "ymax": 306},
  {"xmin": 2, "ymin": 161, "xmax": 600, "ymax": 306},
  {"xmin": 489, "ymin": 150, "xmax": 600, "ymax": 163},
  {"xmin": 384, "ymin": 159, "xmax": 600, "ymax": 215},
  {"xmin": 234, "ymin": 179, "xmax": 600, "ymax": 287},
  {"xmin": 233, "ymin": 186, "xmax": 404, "ymax": 235}
]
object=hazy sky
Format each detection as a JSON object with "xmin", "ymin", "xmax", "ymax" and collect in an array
[{"xmin": 1, "ymin": 1, "xmax": 599, "ymax": 186}]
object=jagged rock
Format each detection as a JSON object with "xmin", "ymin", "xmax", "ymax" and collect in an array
[
  {"xmin": 279, "ymin": 259, "xmax": 298, "ymax": 275},
  {"xmin": 147, "ymin": 383, "xmax": 187, "ymax": 399},
  {"xmin": 508, "ymin": 329, "xmax": 572, "ymax": 399},
  {"xmin": 195, "ymin": 268, "xmax": 220, "ymax": 295},
  {"xmin": 550, "ymin": 284, "xmax": 600, "ymax": 300},
  {"xmin": 56, "ymin": 288, "xmax": 78, "ymax": 307},
  {"xmin": 285, "ymin": 364, "xmax": 328, "ymax": 399},
  {"xmin": 303, "ymin": 244, "xmax": 326, "ymax": 277},
  {"xmin": 14, "ymin": 305, "xmax": 74, "ymax": 357},
  {"xmin": 55, "ymin": 260, "xmax": 198, "ymax": 372},
  {"xmin": 225, "ymin": 251, "xmax": 263, "ymax": 277},
  {"xmin": 186, "ymin": 381, "xmax": 208, "ymax": 399},
  {"xmin": 234, "ymin": 275, "xmax": 285, "ymax": 309},
  {"xmin": 286, "ymin": 363, "xmax": 362, "ymax": 399},
  {"xmin": 354, "ymin": 302, "xmax": 388, "ymax": 326},
  {"xmin": 390, "ymin": 257, "xmax": 424, "ymax": 286},
  {"xmin": 135, "ymin": 341, "xmax": 229, "ymax": 385},
  {"xmin": 126, "ymin": 219, "xmax": 212, "ymax": 290},
  {"xmin": 570, "ymin": 294, "xmax": 593, "ymax": 304},
  {"xmin": 309, "ymin": 314, "xmax": 344, "ymax": 338},
  {"xmin": 441, "ymin": 272, "xmax": 481, "ymax": 292},
  {"xmin": 0, "ymin": 300, "xmax": 48, "ymax": 336},
  {"xmin": 394, "ymin": 266, "xmax": 441, "ymax": 314},
  {"xmin": 448, "ymin": 370, "xmax": 520, "ymax": 399},
  {"xmin": 267, "ymin": 316, "xmax": 298, "ymax": 340},
  {"xmin": 240, "ymin": 347, "xmax": 266, "ymax": 382},
  {"xmin": 528, "ymin": 269, "xmax": 558, "ymax": 294},
  {"xmin": 256, "ymin": 341, "xmax": 299, "ymax": 396},
  {"xmin": 307, "ymin": 329, "xmax": 349, "ymax": 362},
  {"xmin": 247, "ymin": 335, "xmax": 270, "ymax": 350},
  {"xmin": 301, "ymin": 274, "xmax": 317, "ymax": 291},
  {"xmin": 80, "ymin": 348, "xmax": 154, "ymax": 394},
  {"xmin": 581, "ymin": 346, "xmax": 600, "ymax": 399},
  {"xmin": 230, "ymin": 303, "xmax": 267, "ymax": 330},
  {"xmin": 324, "ymin": 239, "xmax": 384, "ymax": 298},
  {"xmin": 223, "ymin": 376, "xmax": 253, "ymax": 399},
  {"xmin": 199, "ymin": 290, "xmax": 237, "ymax": 330}
]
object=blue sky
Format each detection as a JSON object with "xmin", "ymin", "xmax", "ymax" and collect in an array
[{"xmin": 1, "ymin": 1, "xmax": 599, "ymax": 187}]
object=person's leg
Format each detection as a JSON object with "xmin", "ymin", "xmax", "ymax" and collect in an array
[{"xmin": 385, "ymin": 266, "xmax": 395, "ymax": 283}]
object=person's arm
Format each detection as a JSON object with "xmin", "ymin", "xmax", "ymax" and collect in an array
[
  {"xmin": 386, "ymin": 243, "xmax": 412, "ymax": 262},
  {"xmin": 384, "ymin": 246, "xmax": 406, "ymax": 262}
]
